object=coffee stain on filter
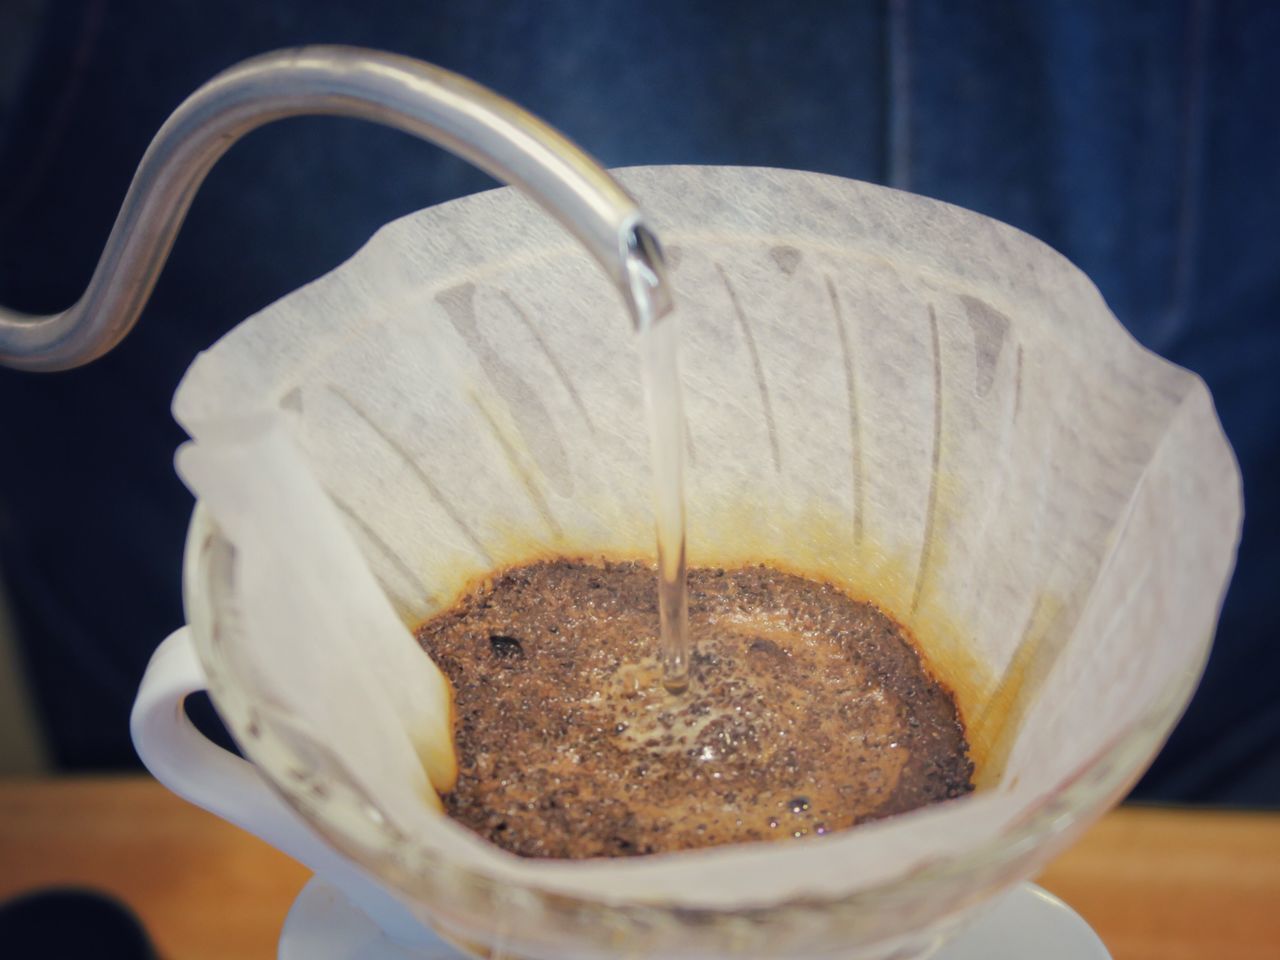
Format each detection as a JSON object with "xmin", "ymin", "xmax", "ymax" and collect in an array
[
  {"xmin": 414, "ymin": 481, "xmax": 1032, "ymax": 792},
  {"xmin": 965, "ymin": 594, "xmax": 1065, "ymax": 788}
]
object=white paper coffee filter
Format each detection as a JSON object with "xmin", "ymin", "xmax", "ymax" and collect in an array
[{"xmin": 173, "ymin": 166, "xmax": 1241, "ymax": 908}]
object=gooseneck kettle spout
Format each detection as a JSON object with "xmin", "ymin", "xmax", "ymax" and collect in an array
[{"xmin": 0, "ymin": 46, "xmax": 671, "ymax": 372}]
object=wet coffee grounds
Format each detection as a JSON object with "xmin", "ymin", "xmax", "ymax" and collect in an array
[{"xmin": 415, "ymin": 559, "xmax": 973, "ymax": 859}]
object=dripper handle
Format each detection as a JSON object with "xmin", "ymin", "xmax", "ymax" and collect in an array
[
  {"xmin": 0, "ymin": 46, "xmax": 671, "ymax": 371},
  {"xmin": 130, "ymin": 627, "xmax": 438, "ymax": 948}
]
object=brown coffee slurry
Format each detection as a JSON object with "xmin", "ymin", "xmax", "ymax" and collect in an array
[{"xmin": 415, "ymin": 559, "xmax": 973, "ymax": 859}]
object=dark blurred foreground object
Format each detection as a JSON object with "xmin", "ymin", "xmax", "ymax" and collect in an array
[
  {"xmin": 0, "ymin": 2, "xmax": 1277, "ymax": 803},
  {"xmin": 0, "ymin": 888, "xmax": 157, "ymax": 959}
]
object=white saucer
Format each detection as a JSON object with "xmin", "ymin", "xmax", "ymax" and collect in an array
[{"xmin": 279, "ymin": 876, "xmax": 1111, "ymax": 960}]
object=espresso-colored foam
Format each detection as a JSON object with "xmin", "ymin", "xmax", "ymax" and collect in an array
[{"xmin": 416, "ymin": 560, "xmax": 973, "ymax": 859}]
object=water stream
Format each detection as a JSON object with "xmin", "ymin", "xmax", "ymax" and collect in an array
[
  {"xmin": 626, "ymin": 227, "xmax": 690, "ymax": 693},
  {"xmin": 638, "ymin": 316, "xmax": 690, "ymax": 693}
]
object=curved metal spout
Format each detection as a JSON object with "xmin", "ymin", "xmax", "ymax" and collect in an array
[{"xmin": 0, "ymin": 46, "xmax": 672, "ymax": 371}]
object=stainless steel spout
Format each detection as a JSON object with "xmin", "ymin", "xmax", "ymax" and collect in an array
[{"xmin": 0, "ymin": 46, "xmax": 671, "ymax": 371}]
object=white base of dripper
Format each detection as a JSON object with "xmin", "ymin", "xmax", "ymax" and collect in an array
[{"xmin": 278, "ymin": 877, "xmax": 1111, "ymax": 960}]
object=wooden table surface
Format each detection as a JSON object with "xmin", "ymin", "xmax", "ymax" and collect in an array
[{"xmin": 1, "ymin": 776, "xmax": 1277, "ymax": 959}]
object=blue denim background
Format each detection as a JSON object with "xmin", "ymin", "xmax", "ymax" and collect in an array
[{"xmin": 0, "ymin": 1, "xmax": 1276, "ymax": 803}]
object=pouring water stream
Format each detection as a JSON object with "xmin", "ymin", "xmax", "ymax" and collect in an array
[{"xmin": 638, "ymin": 300, "xmax": 690, "ymax": 694}]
